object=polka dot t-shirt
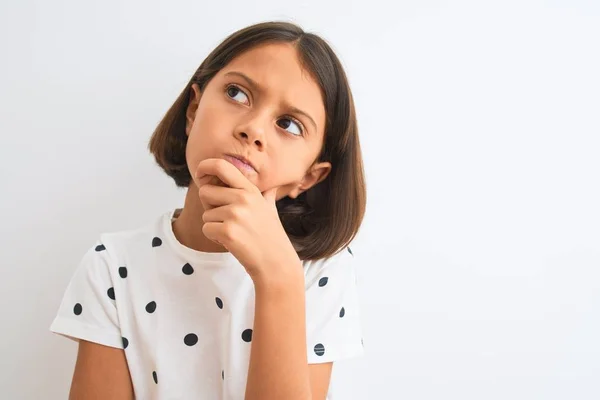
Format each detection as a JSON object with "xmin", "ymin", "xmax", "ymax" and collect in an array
[{"xmin": 50, "ymin": 209, "xmax": 364, "ymax": 399}]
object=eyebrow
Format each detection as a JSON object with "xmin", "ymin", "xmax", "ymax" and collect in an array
[{"xmin": 223, "ymin": 71, "xmax": 318, "ymax": 132}]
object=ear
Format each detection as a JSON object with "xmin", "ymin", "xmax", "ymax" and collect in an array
[
  {"xmin": 288, "ymin": 161, "xmax": 332, "ymax": 199},
  {"xmin": 185, "ymin": 83, "xmax": 202, "ymax": 137}
]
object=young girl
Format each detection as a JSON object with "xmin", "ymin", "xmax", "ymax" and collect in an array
[{"xmin": 50, "ymin": 21, "xmax": 366, "ymax": 400}]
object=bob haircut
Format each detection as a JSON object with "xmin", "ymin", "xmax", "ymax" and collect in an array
[{"xmin": 149, "ymin": 21, "xmax": 366, "ymax": 261}]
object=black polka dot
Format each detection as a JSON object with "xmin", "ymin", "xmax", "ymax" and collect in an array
[
  {"xmin": 361, "ymin": 338, "xmax": 364, "ymax": 346},
  {"xmin": 182, "ymin": 263, "xmax": 194, "ymax": 275},
  {"xmin": 73, "ymin": 303, "xmax": 82, "ymax": 315},
  {"xmin": 347, "ymin": 247, "xmax": 353, "ymax": 256},
  {"xmin": 241, "ymin": 329, "xmax": 253, "ymax": 343},
  {"xmin": 95, "ymin": 244, "xmax": 106, "ymax": 252},
  {"xmin": 152, "ymin": 371, "xmax": 158, "ymax": 384},
  {"xmin": 339, "ymin": 307, "xmax": 345, "ymax": 318},
  {"xmin": 314, "ymin": 343, "xmax": 325, "ymax": 356},
  {"xmin": 222, "ymin": 370, "xmax": 224, "ymax": 380},
  {"xmin": 122, "ymin": 337, "xmax": 129, "ymax": 349},
  {"xmin": 184, "ymin": 333, "xmax": 198, "ymax": 346},
  {"xmin": 318, "ymin": 277, "xmax": 329, "ymax": 287},
  {"xmin": 215, "ymin": 297, "xmax": 223, "ymax": 309},
  {"xmin": 119, "ymin": 267, "xmax": 128, "ymax": 278},
  {"xmin": 145, "ymin": 301, "xmax": 157, "ymax": 313},
  {"xmin": 152, "ymin": 237, "xmax": 162, "ymax": 247},
  {"xmin": 107, "ymin": 287, "xmax": 115, "ymax": 300}
]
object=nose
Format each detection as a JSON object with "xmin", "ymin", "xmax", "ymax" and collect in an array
[
  {"xmin": 237, "ymin": 131, "xmax": 264, "ymax": 150},
  {"xmin": 235, "ymin": 116, "xmax": 268, "ymax": 150}
]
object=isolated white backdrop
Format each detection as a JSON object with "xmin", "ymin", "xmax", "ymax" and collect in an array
[{"xmin": 1, "ymin": 0, "xmax": 599, "ymax": 399}]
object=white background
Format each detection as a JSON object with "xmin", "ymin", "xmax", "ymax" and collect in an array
[{"xmin": 1, "ymin": 0, "xmax": 599, "ymax": 399}]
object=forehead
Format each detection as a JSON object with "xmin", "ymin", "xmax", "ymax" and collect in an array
[{"xmin": 217, "ymin": 43, "xmax": 325, "ymax": 129}]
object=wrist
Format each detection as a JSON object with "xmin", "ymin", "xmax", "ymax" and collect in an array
[{"xmin": 252, "ymin": 257, "xmax": 304, "ymax": 294}]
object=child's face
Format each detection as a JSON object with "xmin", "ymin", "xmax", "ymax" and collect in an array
[{"xmin": 184, "ymin": 42, "xmax": 331, "ymax": 200}]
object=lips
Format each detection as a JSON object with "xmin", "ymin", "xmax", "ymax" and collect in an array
[{"xmin": 224, "ymin": 154, "xmax": 256, "ymax": 173}]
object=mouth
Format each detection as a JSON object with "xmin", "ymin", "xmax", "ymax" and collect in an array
[{"xmin": 223, "ymin": 154, "xmax": 256, "ymax": 173}]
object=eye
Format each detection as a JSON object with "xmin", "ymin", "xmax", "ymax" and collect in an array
[
  {"xmin": 277, "ymin": 117, "xmax": 304, "ymax": 136},
  {"xmin": 225, "ymin": 84, "xmax": 249, "ymax": 105},
  {"xmin": 226, "ymin": 84, "xmax": 305, "ymax": 137}
]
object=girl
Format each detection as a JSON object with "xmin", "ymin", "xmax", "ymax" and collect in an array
[{"xmin": 50, "ymin": 20, "xmax": 366, "ymax": 400}]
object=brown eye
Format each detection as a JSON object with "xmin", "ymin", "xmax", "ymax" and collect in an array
[
  {"xmin": 226, "ymin": 85, "xmax": 248, "ymax": 104},
  {"xmin": 277, "ymin": 117, "xmax": 303, "ymax": 136}
]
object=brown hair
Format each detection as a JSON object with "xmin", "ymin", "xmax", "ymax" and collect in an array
[{"xmin": 148, "ymin": 21, "xmax": 366, "ymax": 261}]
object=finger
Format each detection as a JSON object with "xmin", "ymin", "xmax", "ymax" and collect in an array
[
  {"xmin": 196, "ymin": 179, "xmax": 212, "ymax": 212},
  {"xmin": 202, "ymin": 220, "xmax": 235, "ymax": 249},
  {"xmin": 198, "ymin": 184, "xmax": 244, "ymax": 208},
  {"xmin": 201, "ymin": 221, "xmax": 227, "ymax": 248},
  {"xmin": 195, "ymin": 158, "xmax": 254, "ymax": 191},
  {"xmin": 196, "ymin": 174, "xmax": 227, "ymax": 189},
  {"xmin": 197, "ymin": 175, "xmax": 230, "ymax": 212},
  {"xmin": 202, "ymin": 204, "xmax": 240, "ymax": 223},
  {"xmin": 209, "ymin": 175, "xmax": 228, "ymax": 187}
]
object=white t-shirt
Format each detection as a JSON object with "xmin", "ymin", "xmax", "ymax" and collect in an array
[{"xmin": 50, "ymin": 208, "xmax": 364, "ymax": 399}]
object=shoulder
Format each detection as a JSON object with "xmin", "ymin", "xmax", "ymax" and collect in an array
[
  {"xmin": 94, "ymin": 211, "xmax": 170, "ymax": 264},
  {"xmin": 302, "ymin": 246, "xmax": 357, "ymax": 289}
]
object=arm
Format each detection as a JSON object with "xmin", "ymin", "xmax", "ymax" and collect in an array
[
  {"xmin": 69, "ymin": 340, "xmax": 134, "ymax": 400},
  {"xmin": 245, "ymin": 266, "xmax": 333, "ymax": 400}
]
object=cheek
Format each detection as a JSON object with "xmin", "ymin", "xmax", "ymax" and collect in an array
[
  {"xmin": 184, "ymin": 138, "xmax": 200, "ymax": 185},
  {"xmin": 264, "ymin": 155, "xmax": 308, "ymax": 186},
  {"xmin": 184, "ymin": 118, "xmax": 212, "ymax": 181},
  {"xmin": 185, "ymin": 105, "xmax": 223, "ymax": 159},
  {"xmin": 190, "ymin": 108, "xmax": 212, "ymax": 137},
  {"xmin": 190, "ymin": 98, "xmax": 227, "ymax": 136}
]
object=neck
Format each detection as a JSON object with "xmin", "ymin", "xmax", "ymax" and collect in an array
[{"xmin": 172, "ymin": 181, "xmax": 229, "ymax": 253}]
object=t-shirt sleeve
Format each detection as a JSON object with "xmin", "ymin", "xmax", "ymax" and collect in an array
[
  {"xmin": 49, "ymin": 241, "xmax": 124, "ymax": 349},
  {"xmin": 304, "ymin": 246, "xmax": 365, "ymax": 364}
]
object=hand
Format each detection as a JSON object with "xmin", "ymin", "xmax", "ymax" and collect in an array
[{"xmin": 195, "ymin": 158, "xmax": 301, "ymax": 282}]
